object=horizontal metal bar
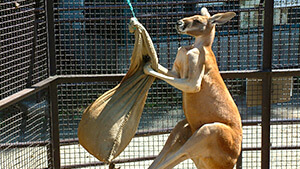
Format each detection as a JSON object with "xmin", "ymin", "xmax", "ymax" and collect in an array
[
  {"xmin": 1, "ymin": 118, "xmax": 300, "ymax": 149},
  {"xmin": 220, "ymin": 69, "xmax": 300, "ymax": 78},
  {"xmin": 46, "ymin": 69, "xmax": 300, "ymax": 83},
  {"xmin": 31, "ymin": 76, "xmax": 57, "ymax": 89},
  {"xmin": 270, "ymin": 146, "xmax": 300, "ymax": 150},
  {"xmin": 242, "ymin": 118, "xmax": 300, "ymax": 126},
  {"xmin": 0, "ymin": 128, "xmax": 172, "ymax": 149},
  {"xmin": 272, "ymin": 68, "xmax": 300, "ymax": 77},
  {"xmin": 55, "ymin": 69, "xmax": 300, "ymax": 82},
  {"xmin": 0, "ymin": 77, "xmax": 57, "ymax": 110},
  {"xmin": 0, "ymin": 140, "xmax": 50, "ymax": 149},
  {"xmin": 60, "ymin": 156, "xmax": 157, "ymax": 169},
  {"xmin": 1, "ymin": 136, "xmax": 299, "ymax": 151},
  {"xmin": 59, "ymin": 146, "xmax": 300, "ymax": 168},
  {"xmin": 1, "ymin": 68, "xmax": 300, "ymax": 110},
  {"xmin": 242, "ymin": 146, "xmax": 300, "ymax": 151},
  {"xmin": 0, "ymin": 74, "xmax": 125, "ymax": 110},
  {"xmin": 0, "ymin": 89, "xmax": 35, "ymax": 110},
  {"xmin": 220, "ymin": 70, "xmax": 266, "ymax": 78}
]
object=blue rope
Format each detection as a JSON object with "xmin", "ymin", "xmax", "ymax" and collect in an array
[{"xmin": 126, "ymin": 0, "xmax": 136, "ymax": 18}]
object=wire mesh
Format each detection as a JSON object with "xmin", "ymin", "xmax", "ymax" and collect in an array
[
  {"xmin": 0, "ymin": 0, "xmax": 48, "ymax": 100},
  {"xmin": 57, "ymin": 81, "xmax": 119, "ymax": 166},
  {"xmin": 1, "ymin": 0, "xmax": 300, "ymax": 168},
  {"xmin": 32, "ymin": 0, "xmax": 49, "ymax": 85},
  {"xmin": 0, "ymin": 90, "xmax": 51, "ymax": 168},
  {"xmin": 0, "ymin": 0, "xmax": 35, "ymax": 99},
  {"xmin": 224, "ymin": 78, "xmax": 262, "ymax": 169},
  {"xmin": 53, "ymin": 0, "xmax": 264, "ymax": 76},
  {"xmin": 269, "ymin": 76, "xmax": 300, "ymax": 169},
  {"xmin": 272, "ymin": 1, "xmax": 300, "ymax": 69},
  {"xmin": 56, "ymin": 80, "xmax": 183, "ymax": 167},
  {"xmin": 54, "ymin": 78, "xmax": 300, "ymax": 168},
  {"xmin": 55, "ymin": 78, "xmax": 260, "ymax": 168},
  {"xmin": 51, "ymin": 0, "xmax": 298, "ymax": 168}
]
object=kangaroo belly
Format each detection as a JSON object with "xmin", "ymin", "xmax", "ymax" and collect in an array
[
  {"xmin": 182, "ymin": 88, "xmax": 241, "ymax": 132},
  {"xmin": 182, "ymin": 92, "xmax": 213, "ymax": 131}
]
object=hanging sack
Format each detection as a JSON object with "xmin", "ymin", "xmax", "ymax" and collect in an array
[{"xmin": 78, "ymin": 18, "xmax": 158, "ymax": 163}]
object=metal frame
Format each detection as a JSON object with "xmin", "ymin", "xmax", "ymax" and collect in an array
[
  {"xmin": 261, "ymin": 0, "xmax": 274, "ymax": 168},
  {"xmin": 1, "ymin": 0, "xmax": 300, "ymax": 168},
  {"xmin": 3, "ymin": 69, "xmax": 300, "ymax": 110},
  {"xmin": 1, "ymin": 70, "xmax": 300, "ymax": 168}
]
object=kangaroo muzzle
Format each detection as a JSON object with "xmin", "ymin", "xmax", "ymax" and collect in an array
[{"xmin": 176, "ymin": 20, "xmax": 185, "ymax": 33}]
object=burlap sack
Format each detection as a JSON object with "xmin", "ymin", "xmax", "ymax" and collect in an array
[{"xmin": 78, "ymin": 18, "xmax": 158, "ymax": 163}]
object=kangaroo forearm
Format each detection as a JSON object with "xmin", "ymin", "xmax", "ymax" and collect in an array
[{"xmin": 158, "ymin": 64, "xmax": 178, "ymax": 77}]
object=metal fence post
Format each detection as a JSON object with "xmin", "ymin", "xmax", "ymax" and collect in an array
[
  {"xmin": 46, "ymin": 0, "xmax": 56, "ymax": 76},
  {"xmin": 46, "ymin": 0, "xmax": 59, "ymax": 168},
  {"xmin": 27, "ymin": 5, "xmax": 37, "ymax": 88},
  {"xmin": 49, "ymin": 82, "xmax": 60, "ymax": 169},
  {"xmin": 262, "ymin": 0, "xmax": 274, "ymax": 168},
  {"xmin": 236, "ymin": 150, "xmax": 243, "ymax": 169}
]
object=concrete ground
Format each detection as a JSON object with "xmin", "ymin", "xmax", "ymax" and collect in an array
[
  {"xmin": 59, "ymin": 123, "xmax": 300, "ymax": 169},
  {"xmin": 1, "ymin": 123, "xmax": 299, "ymax": 169},
  {"xmin": 1, "ymin": 108, "xmax": 300, "ymax": 169}
]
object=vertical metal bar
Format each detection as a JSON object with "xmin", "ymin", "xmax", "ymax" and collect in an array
[
  {"xmin": 236, "ymin": 150, "xmax": 243, "ymax": 169},
  {"xmin": 237, "ymin": 9, "xmax": 240, "ymax": 70},
  {"xmin": 287, "ymin": 8, "xmax": 292, "ymax": 65},
  {"xmin": 49, "ymin": 82, "xmax": 60, "ymax": 169},
  {"xmin": 298, "ymin": 8, "xmax": 300, "ymax": 66},
  {"xmin": 263, "ymin": 0, "xmax": 274, "ymax": 70},
  {"xmin": 262, "ymin": 0, "xmax": 274, "ymax": 169},
  {"xmin": 46, "ymin": 0, "xmax": 56, "ymax": 76},
  {"xmin": 27, "ymin": 7, "xmax": 38, "ymax": 88},
  {"xmin": 261, "ymin": 73, "xmax": 271, "ymax": 169},
  {"xmin": 257, "ymin": 2, "xmax": 263, "ymax": 69},
  {"xmin": 227, "ymin": 24, "xmax": 231, "ymax": 70},
  {"xmin": 46, "ymin": 0, "xmax": 58, "ymax": 167}
]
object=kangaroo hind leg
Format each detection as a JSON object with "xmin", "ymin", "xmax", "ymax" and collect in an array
[
  {"xmin": 151, "ymin": 122, "xmax": 240, "ymax": 169},
  {"xmin": 149, "ymin": 119, "xmax": 192, "ymax": 169}
]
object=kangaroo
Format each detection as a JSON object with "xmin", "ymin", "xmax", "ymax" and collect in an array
[{"xmin": 143, "ymin": 7, "xmax": 242, "ymax": 169}]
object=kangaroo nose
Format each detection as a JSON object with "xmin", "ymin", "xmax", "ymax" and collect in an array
[
  {"xmin": 176, "ymin": 20, "xmax": 185, "ymax": 33},
  {"xmin": 177, "ymin": 20, "xmax": 184, "ymax": 26}
]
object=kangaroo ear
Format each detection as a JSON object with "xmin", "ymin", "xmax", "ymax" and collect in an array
[
  {"xmin": 201, "ymin": 7, "xmax": 211, "ymax": 17},
  {"xmin": 209, "ymin": 12, "xmax": 236, "ymax": 25}
]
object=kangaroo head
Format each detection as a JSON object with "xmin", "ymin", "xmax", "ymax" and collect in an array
[{"xmin": 176, "ymin": 7, "xmax": 236, "ymax": 38}]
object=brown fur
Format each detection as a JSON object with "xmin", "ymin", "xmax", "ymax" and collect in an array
[{"xmin": 144, "ymin": 8, "xmax": 242, "ymax": 169}]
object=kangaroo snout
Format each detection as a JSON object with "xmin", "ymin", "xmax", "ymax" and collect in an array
[{"xmin": 176, "ymin": 20, "xmax": 185, "ymax": 33}]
